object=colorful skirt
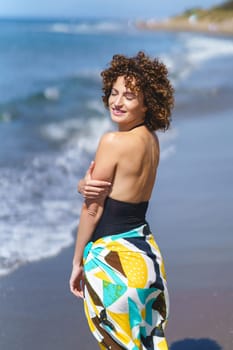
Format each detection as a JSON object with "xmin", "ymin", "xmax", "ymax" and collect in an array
[{"xmin": 83, "ymin": 224, "xmax": 169, "ymax": 350}]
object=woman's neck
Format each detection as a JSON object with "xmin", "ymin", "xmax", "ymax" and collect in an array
[
  {"xmin": 129, "ymin": 121, "xmax": 146, "ymax": 131},
  {"xmin": 118, "ymin": 121, "xmax": 146, "ymax": 132}
]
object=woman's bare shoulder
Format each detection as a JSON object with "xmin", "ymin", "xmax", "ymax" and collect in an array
[
  {"xmin": 98, "ymin": 129, "xmax": 158, "ymax": 154},
  {"xmin": 98, "ymin": 131, "xmax": 127, "ymax": 148},
  {"xmin": 95, "ymin": 132, "xmax": 124, "ymax": 161}
]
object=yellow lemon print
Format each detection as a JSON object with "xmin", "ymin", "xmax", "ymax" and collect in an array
[{"xmin": 119, "ymin": 251, "xmax": 148, "ymax": 288}]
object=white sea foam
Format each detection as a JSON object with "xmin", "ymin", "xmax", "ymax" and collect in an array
[
  {"xmin": 42, "ymin": 124, "xmax": 68, "ymax": 141},
  {"xmin": 0, "ymin": 220, "xmax": 75, "ymax": 277},
  {"xmin": 67, "ymin": 116, "xmax": 112, "ymax": 154},
  {"xmin": 41, "ymin": 118, "xmax": 83, "ymax": 142},
  {"xmin": 0, "ymin": 161, "xmax": 81, "ymax": 277},
  {"xmin": 50, "ymin": 23, "xmax": 72, "ymax": 34},
  {"xmin": 44, "ymin": 86, "xmax": 60, "ymax": 100},
  {"xmin": 49, "ymin": 21, "xmax": 127, "ymax": 35},
  {"xmin": 167, "ymin": 34, "xmax": 233, "ymax": 85},
  {"xmin": 41, "ymin": 111, "xmax": 112, "ymax": 153},
  {"xmin": 183, "ymin": 34, "xmax": 233, "ymax": 65}
]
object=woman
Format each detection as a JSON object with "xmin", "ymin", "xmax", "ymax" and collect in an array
[{"xmin": 70, "ymin": 51, "xmax": 174, "ymax": 350}]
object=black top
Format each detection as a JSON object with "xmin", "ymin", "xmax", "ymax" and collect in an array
[{"xmin": 92, "ymin": 197, "xmax": 148, "ymax": 242}]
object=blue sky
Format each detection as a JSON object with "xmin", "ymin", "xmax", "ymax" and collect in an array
[{"xmin": 0, "ymin": 0, "xmax": 223, "ymax": 19}]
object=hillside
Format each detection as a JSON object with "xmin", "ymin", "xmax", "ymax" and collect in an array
[
  {"xmin": 136, "ymin": 1, "xmax": 233, "ymax": 36},
  {"xmin": 179, "ymin": 0, "xmax": 233, "ymax": 22}
]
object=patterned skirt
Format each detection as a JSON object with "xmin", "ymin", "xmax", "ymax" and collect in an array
[{"xmin": 83, "ymin": 224, "xmax": 169, "ymax": 350}]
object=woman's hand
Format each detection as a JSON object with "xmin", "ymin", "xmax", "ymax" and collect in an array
[
  {"xmin": 78, "ymin": 161, "xmax": 112, "ymax": 199},
  {"xmin": 69, "ymin": 264, "xmax": 85, "ymax": 299}
]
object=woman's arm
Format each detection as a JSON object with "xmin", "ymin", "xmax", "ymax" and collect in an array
[
  {"xmin": 72, "ymin": 199, "xmax": 104, "ymax": 267},
  {"xmin": 69, "ymin": 199, "xmax": 104, "ymax": 298},
  {"xmin": 77, "ymin": 161, "xmax": 112, "ymax": 199},
  {"xmin": 70, "ymin": 133, "xmax": 119, "ymax": 298}
]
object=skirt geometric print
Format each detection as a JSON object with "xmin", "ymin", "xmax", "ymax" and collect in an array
[{"xmin": 83, "ymin": 224, "xmax": 169, "ymax": 350}]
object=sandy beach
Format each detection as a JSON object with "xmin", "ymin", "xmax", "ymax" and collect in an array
[
  {"xmin": 136, "ymin": 17, "xmax": 233, "ymax": 37},
  {"xmin": 136, "ymin": 2, "xmax": 233, "ymax": 37}
]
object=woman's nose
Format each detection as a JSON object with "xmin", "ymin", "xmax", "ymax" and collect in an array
[{"xmin": 114, "ymin": 95, "xmax": 123, "ymax": 106}]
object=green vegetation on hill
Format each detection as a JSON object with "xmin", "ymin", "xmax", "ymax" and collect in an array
[
  {"xmin": 179, "ymin": 0, "xmax": 233, "ymax": 22},
  {"xmin": 214, "ymin": 0, "xmax": 233, "ymax": 10},
  {"xmin": 136, "ymin": 0, "xmax": 233, "ymax": 36}
]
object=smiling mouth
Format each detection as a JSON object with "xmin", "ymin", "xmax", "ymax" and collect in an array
[{"xmin": 112, "ymin": 108, "xmax": 126, "ymax": 115}]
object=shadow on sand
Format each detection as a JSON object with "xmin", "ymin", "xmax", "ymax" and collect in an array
[{"xmin": 170, "ymin": 338, "xmax": 222, "ymax": 350}]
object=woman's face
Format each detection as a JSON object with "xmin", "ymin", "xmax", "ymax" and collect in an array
[{"xmin": 108, "ymin": 76, "xmax": 147, "ymax": 130}]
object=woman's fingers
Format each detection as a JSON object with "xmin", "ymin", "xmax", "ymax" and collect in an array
[
  {"xmin": 83, "ymin": 182, "xmax": 112, "ymax": 198},
  {"xmin": 78, "ymin": 161, "xmax": 112, "ymax": 199},
  {"xmin": 70, "ymin": 279, "xmax": 84, "ymax": 299},
  {"xmin": 86, "ymin": 180, "xmax": 111, "ymax": 187},
  {"xmin": 69, "ymin": 265, "xmax": 85, "ymax": 299},
  {"xmin": 70, "ymin": 286, "xmax": 84, "ymax": 299}
]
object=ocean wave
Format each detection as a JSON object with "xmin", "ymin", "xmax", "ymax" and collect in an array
[
  {"xmin": 44, "ymin": 86, "xmax": 60, "ymax": 100},
  {"xmin": 41, "ymin": 112, "xmax": 112, "ymax": 150},
  {"xmin": 40, "ymin": 118, "xmax": 82, "ymax": 142},
  {"xmin": 161, "ymin": 34, "xmax": 233, "ymax": 88},
  {"xmin": 0, "ymin": 72, "xmax": 102, "ymax": 122},
  {"xmin": 0, "ymin": 216, "xmax": 75, "ymax": 277},
  {"xmin": 182, "ymin": 34, "xmax": 233, "ymax": 65},
  {"xmin": 0, "ymin": 150, "xmax": 83, "ymax": 277},
  {"xmin": 49, "ymin": 20, "xmax": 127, "ymax": 35}
]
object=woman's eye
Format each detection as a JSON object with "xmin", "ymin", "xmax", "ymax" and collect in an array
[{"xmin": 125, "ymin": 94, "xmax": 135, "ymax": 100}]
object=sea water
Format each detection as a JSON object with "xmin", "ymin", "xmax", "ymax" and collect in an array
[{"xmin": 0, "ymin": 17, "xmax": 233, "ymax": 276}]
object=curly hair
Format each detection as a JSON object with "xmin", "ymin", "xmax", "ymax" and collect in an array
[{"xmin": 101, "ymin": 51, "xmax": 174, "ymax": 131}]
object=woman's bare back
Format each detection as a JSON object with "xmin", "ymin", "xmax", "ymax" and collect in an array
[{"xmin": 108, "ymin": 126, "xmax": 160, "ymax": 203}]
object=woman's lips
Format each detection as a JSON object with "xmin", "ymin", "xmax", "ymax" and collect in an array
[{"xmin": 112, "ymin": 108, "xmax": 126, "ymax": 116}]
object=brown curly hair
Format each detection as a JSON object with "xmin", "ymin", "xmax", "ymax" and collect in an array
[{"xmin": 101, "ymin": 51, "xmax": 174, "ymax": 131}]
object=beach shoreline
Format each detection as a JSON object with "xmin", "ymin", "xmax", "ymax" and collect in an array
[{"xmin": 136, "ymin": 17, "xmax": 233, "ymax": 37}]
